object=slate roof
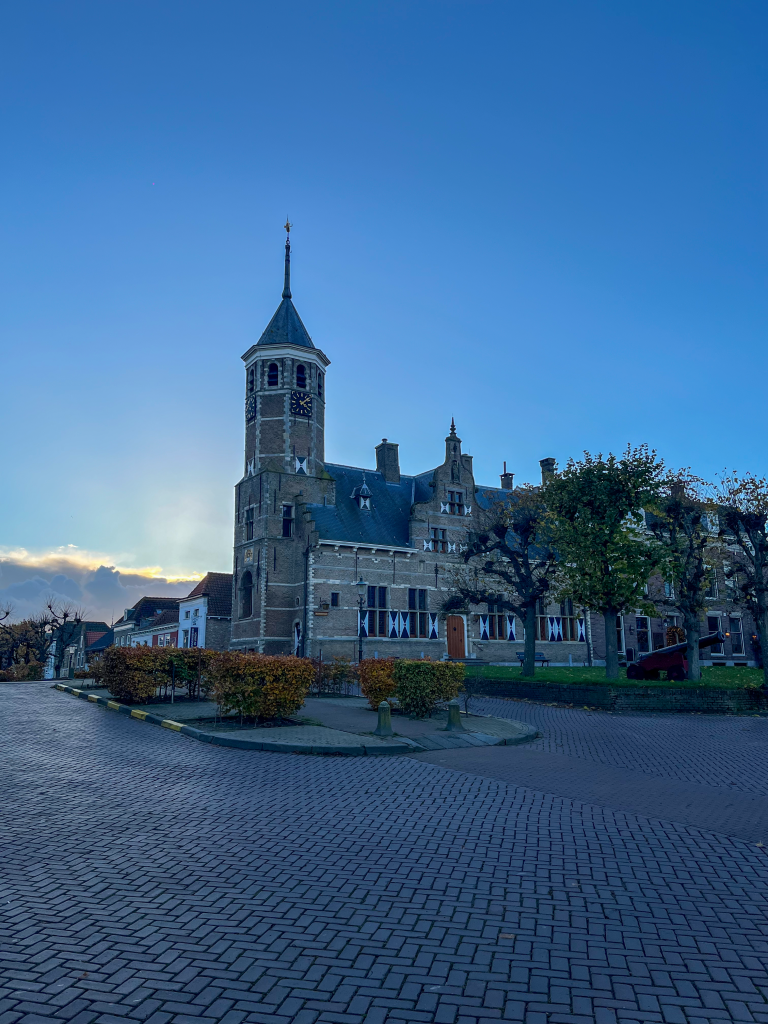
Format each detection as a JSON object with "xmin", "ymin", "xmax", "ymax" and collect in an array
[
  {"xmin": 256, "ymin": 297, "xmax": 314, "ymax": 350},
  {"xmin": 307, "ymin": 465, "xmax": 419, "ymax": 547},
  {"xmin": 184, "ymin": 573, "xmax": 233, "ymax": 617},
  {"xmin": 140, "ymin": 610, "xmax": 179, "ymax": 630}
]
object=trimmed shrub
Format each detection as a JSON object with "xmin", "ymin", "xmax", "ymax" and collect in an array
[
  {"xmin": 13, "ymin": 661, "xmax": 44, "ymax": 681},
  {"xmin": 359, "ymin": 658, "xmax": 397, "ymax": 709},
  {"xmin": 393, "ymin": 660, "xmax": 465, "ymax": 718},
  {"xmin": 209, "ymin": 652, "xmax": 313, "ymax": 721},
  {"xmin": 102, "ymin": 647, "xmax": 157, "ymax": 703}
]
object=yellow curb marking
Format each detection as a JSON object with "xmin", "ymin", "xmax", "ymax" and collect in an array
[
  {"xmin": 130, "ymin": 710, "xmax": 148, "ymax": 720},
  {"xmin": 54, "ymin": 684, "xmax": 66, "ymax": 691},
  {"xmin": 87, "ymin": 694, "xmax": 99, "ymax": 702},
  {"xmin": 161, "ymin": 720, "xmax": 183, "ymax": 731},
  {"xmin": 107, "ymin": 701, "xmax": 121, "ymax": 710}
]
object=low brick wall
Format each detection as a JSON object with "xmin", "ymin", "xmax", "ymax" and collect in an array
[{"xmin": 472, "ymin": 679, "xmax": 767, "ymax": 714}]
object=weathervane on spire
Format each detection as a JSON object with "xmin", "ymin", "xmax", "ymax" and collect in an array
[{"xmin": 282, "ymin": 218, "xmax": 292, "ymax": 299}]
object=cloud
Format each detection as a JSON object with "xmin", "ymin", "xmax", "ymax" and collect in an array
[{"xmin": 0, "ymin": 550, "xmax": 202, "ymax": 624}]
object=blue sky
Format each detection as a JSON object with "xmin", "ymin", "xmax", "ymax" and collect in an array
[{"xmin": 1, "ymin": 1, "xmax": 766, "ymax": 618}]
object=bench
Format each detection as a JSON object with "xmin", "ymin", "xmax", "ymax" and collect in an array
[{"xmin": 516, "ymin": 652, "xmax": 550, "ymax": 667}]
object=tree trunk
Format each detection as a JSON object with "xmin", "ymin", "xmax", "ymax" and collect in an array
[
  {"xmin": 603, "ymin": 609, "xmax": 619, "ymax": 679},
  {"xmin": 683, "ymin": 613, "xmax": 701, "ymax": 682},
  {"xmin": 755, "ymin": 599, "xmax": 768, "ymax": 688},
  {"xmin": 522, "ymin": 604, "xmax": 537, "ymax": 676}
]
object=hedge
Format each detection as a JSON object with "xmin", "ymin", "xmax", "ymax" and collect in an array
[
  {"xmin": 100, "ymin": 647, "xmax": 218, "ymax": 703},
  {"xmin": 359, "ymin": 658, "xmax": 397, "ymax": 708},
  {"xmin": 210, "ymin": 653, "xmax": 313, "ymax": 721},
  {"xmin": 358, "ymin": 658, "xmax": 465, "ymax": 718}
]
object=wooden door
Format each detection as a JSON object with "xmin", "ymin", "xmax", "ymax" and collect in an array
[{"xmin": 446, "ymin": 615, "xmax": 465, "ymax": 659}]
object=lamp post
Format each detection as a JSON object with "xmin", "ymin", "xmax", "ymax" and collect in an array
[{"xmin": 356, "ymin": 577, "xmax": 368, "ymax": 664}]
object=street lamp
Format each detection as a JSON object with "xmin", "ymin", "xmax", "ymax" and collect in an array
[{"xmin": 356, "ymin": 577, "xmax": 368, "ymax": 664}]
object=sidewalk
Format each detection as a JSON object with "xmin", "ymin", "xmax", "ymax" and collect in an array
[{"xmin": 53, "ymin": 686, "xmax": 538, "ymax": 755}]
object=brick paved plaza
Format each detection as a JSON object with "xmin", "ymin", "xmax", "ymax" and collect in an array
[{"xmin": 2, "ymin": 684, "xmax": 768, "ymax": 1024}]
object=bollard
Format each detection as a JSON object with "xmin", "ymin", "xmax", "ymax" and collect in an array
[
  {"xmin": 373, "ymin": 700, "xmax": 394, "ymax": 737},
  {"xmin": 443, "ymin": 698, "xmax": 466, "ymax": 732}
]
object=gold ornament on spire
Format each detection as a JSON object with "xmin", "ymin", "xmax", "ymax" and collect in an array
[{"xmin": 284, "ymin": 218, "xmax": 292, "ymax": 235}]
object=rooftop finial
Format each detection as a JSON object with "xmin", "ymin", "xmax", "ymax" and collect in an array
[
  {"xmin": 282, "ymin": 218, "xmax": 292, "ymax": 299},
  {"xmin": 449, "ymin": 417, "xmax": 457, "ymax": 438}
]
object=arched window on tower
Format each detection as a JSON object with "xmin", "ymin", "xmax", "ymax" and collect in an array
[
  {"xmin": 318, "ymin": 373, "xmax": 323, "ymax": 398},
  {"xmin": 267, "ymin": 363, "xmax": 279, "ymax": 387},
  {"xmin": 296, "ymin": 364, "xmax": 306, "ymax": 389},
  {"xmin": 248, "ymin": 367, "xmax": 255, "ymax": 393},
  {"xmin": 240, "ymin": 571, "xmax": 253, "ymax": 619}
]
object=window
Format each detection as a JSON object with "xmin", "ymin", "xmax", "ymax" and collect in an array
[
  {"xmin": 248, "ymin": 367, "xmax": 255, "ymax": 393},
  {"xmin": 408, "ymin": 589, "xmax": 429, "ymax": 638},
  {"xmin": 430, "ymin": 527, "xmax": 448, "ymax": 552},
  {"xmin": 330, "ymin": 592, "xmax": 339, "ymax": 607},
  {"xmin": 282, "ymin": 505, "xmax": 293, "ymax": 537},
  {"xmin": 193, "ymin": 608, "xmax": 200, "ymax": 617},
  {"xmin": 487, "ymin": 600, "xmax": 507, "ymax": 640},
  {"xmin": 704, "ymin": 565, "xmax": 718, "ymax": 600},
  {"xmin": 707, "ymin": 615, "xmax": 723, "ymax": 655},
  {"xmin": 246, "ymin": 520, "xmax": 254, "ymax": 541},
  {"xmin": 240, "ymin": 571, "xmax": 253, "ymax": 619},
  {"xmin": 729, "ymin": 616, "xmax": 744, "ymax": 655},
  {"xmin": 366, "ymin": 586, "xmax": 389, "ymax": 637},
  {"xmin": 558, "ymin": 599, "xmax": 580, "ymax": 641},
  {"xmin": 267, "ymin": 362, "xmax": 279, "ymax": 387},
  {"xmin": 636, "ymin": 616, "xmax": 650, "ymax": 654},
  {"xmin": 184, "ymin": 610, "xmax": 190, "ymax": 619},
  {"xmin": 318, "ymin": 373, "xmax": 323, "ymax": 398},
  {"xmin": 296, "ymin": 364, "xmax": 306, "ymax": 389},
  {"xmin": 664, "ymin": 580, "xmax": 675, "ymax": 599},
  {"xmin": 447, "ymin": 491, "xmax": 464, "ymax": 515}
]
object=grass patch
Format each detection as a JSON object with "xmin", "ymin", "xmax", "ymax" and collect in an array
[{"xmin": 464, "ymin": 663, "xmax": 765, "ymax": 689}]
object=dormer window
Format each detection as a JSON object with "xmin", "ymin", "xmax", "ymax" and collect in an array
[
  {"xmin": 352, "ymin": 480, "xmax": 372, "ymax": 511},
  {"xmin": 296, "ymin": 364, "xmax": 306, "ymax": 389},
  {"xmin": 267, "ymin": 362, "xmax": 279, "ymax": 387}
]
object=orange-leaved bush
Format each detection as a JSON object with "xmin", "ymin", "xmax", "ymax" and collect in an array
[
  {"xmin": 359, "ymin": 658, "xmax": 397, "ymax": 709},
  {"xmin": 209, "ymin": 653, "xmax": 313, "ymax": 721}
]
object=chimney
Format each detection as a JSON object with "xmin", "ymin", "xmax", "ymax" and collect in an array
[
  {"xmin": 539, "ymin": 457, "xmax": 556, "ymax": 486},
  {"xmin": 500, "ymin": 461, "xmax": 514, "ymax": 491},
  {"xmin": 375, "ymin": 439, "xmax": 400, "ymax": 484}
]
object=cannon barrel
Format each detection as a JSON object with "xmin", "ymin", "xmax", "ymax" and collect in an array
[{"xmin": 638, "ymin": 630, "xmax": 724, "ymax": 661}]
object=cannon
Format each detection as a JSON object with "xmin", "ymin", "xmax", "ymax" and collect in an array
[{"xmin": 626, "ymin": 630, "xmax": 725, "ymax": 681}]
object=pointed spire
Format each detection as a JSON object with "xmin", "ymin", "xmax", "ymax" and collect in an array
[
  {"xmin": 282, "ymin": 218, "xmax": 292, "ymax": 299},
  {"xmin": 449, "ymin": 417, "xmax": 457, "ymax": 438}
]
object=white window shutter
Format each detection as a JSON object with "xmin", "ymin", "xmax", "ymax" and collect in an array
[
  {"xmin": 507, "ymin": 615, "xmax": 515, "ymax": 641},
  {"xmin": 399, "ymin": 612, "xmax": 410, "ymax": 639},
  {"xmin": 389, "ymin": 610, "xmax": 399, "ymax": 639},
  {"xmin": 464, "ymin": 505, "xmax": 472, "ymax": 516},
  {"xmin": 358, "ymin": 611, "xmax": 368, "ymax": 638},
  {"xmin": 555, "ymin": 616, "xmax": 563, "ymax": 641},
  {"xmin": 448, "ymin": 542, "xmax": 456, "ymax": 553},
  {"xmin": 440, "ymin": 502, "xmax": 449, "ymax": 513},
  {"xmin": 423, "ymin": 539, "xmax": 430, "ymax": 551},
  {"xmin": 429, "ymin": 612, "xmax": 438, "ymax": 639},
  {"xmin": 578, "ymin": 617, "xmax": 586, "ymax": 642},
  {"xmin": 479, "ymin": 615, "xmax": 489, "ymax": 640},
  {"xmin": 548, "ymin": 616, "xmax": 556, "ymax": 642}
]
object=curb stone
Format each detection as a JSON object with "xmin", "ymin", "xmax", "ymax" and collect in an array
[{"xmin": 53, "ymin": 684, "xmax": 414, "ymax": 756}]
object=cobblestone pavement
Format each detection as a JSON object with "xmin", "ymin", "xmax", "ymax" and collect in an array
[{"xmin": 2, "ymin": 683, "xmax": 768, "ymax": 1024}]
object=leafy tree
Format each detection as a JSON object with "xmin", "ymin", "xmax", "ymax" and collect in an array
[
  {"xmin": 546, "ymin": 445, "xmax": 666, "ymax": 679},
  {"xmin": 646, "ymin": 473, "xmax": 717, "ymax": 681},
  {"xmin": 445, "ymin": 485, "xmax": 559, "ymax": 676},
  {"xmin": 716, "ymin": 471, "xmax": 768, "ymax": 686},
  {"xmin": 0, "ymin": 600, "xmax": 82, "ymax": 676}
]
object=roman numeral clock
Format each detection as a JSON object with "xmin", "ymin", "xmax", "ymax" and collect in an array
[{"xmin": 290, "ymin": 391, "xmax": 312, "ymax": 417}]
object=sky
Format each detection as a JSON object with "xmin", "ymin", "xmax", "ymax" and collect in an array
[{"xmin": 1, "ymin": 0, "xmax": 766, "ymax": 622}]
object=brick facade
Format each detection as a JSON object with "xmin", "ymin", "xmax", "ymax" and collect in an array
[{"xmin": 231, "ymin": 239, "xmax": 760, "ymax": 666}]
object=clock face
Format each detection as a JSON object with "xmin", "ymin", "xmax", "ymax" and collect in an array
[
  {"xmin": 290, "ymin": 391, "xmax": 312, "ymax": 417},
  {"xmin": 245, "ymin": 395, "xmax": 256, "ymax": 422}
]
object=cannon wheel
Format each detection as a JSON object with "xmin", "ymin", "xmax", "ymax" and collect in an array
[
  {"xmin": 626, "ymin": 663, "xmax": 644, "ymax": 680},
  {"xmin": 667, "ymin": 666, "xmax": 685, "ymax": 682}
]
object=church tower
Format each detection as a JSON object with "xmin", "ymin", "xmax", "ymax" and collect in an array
[{"xmin": 232, "ymin": 226, "xmax": 331, "ymax": 653}]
